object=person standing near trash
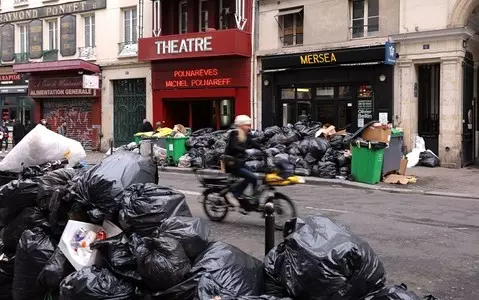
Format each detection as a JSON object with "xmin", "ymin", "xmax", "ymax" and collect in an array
[
  {"xmin": 223, "ymin": 115, "xmax": 263, "ymax": 213},
  {"xmin": 0, "ymin": 121, "xmax": 9, "ymax": 153},
  {"xmin": 57, "ymin": 120, "xmax": 67, "ymax": 136},
  {"xmin": 140, "ymin": 119, "xmax": 154, "ymax": 132},
  {"xmin": 12, "ymin": 119, "xmax": 25, "ymax": 147},
  {"xmin": 40, "ymin": 118, "xmax": 51, "ymax": 130},
  {"xmin": 25, "ymin": 120, "xmax": 35, "ymax": 135},
  {"xmin": 155, "ymin": 121, "xmax": 162, "ymax": 131}
]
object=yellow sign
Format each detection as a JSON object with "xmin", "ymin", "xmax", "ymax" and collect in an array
[{"xmin": 300, "ymin": 52, "xmax": 337, "ymax": 65}]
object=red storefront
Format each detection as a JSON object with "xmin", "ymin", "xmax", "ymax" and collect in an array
[
  {"xmin": 13, "ymin": 60, "xmax": 102, "ymax": 150},
  {"xmin": 138, "ymin": 0, "xmax": 253, "ymax": 130}
]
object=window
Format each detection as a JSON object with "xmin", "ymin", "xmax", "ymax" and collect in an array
[
  {"xmin": 179, "ymin": 1, "xmax": 187, "ymax": 34},
  {"xmin": 219, "ymin": 0, "xmax": 235, "ymax": 29},
  {"xmin": 351, "ymin": 0, "xmax": 379, "ymax": 38},
  {"xmin": 124, "ymin": 8, "xmax": 138, "ymax": 43},
  {"xmin": 199, "ymin": 0, "xmax": 208, "ymax": 32},
  {"xmin": 277, "ymin": 8, "xmax": 303, "ymax": 46},
  {"xmin": 19, "ymin": 24, "xmax": 29, "ymax": 53},
  {"xmin": 47, "ymin": 20, "xmax": 58, "ymax": 50},
  {"xmin": 84, "ymin": 15, "xmax": 95, "ymax": 47}
]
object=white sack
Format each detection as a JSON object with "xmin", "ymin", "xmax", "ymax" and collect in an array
[{"xmin": 0, "ymin": 124, "xmax": 86, "ymax": 172}]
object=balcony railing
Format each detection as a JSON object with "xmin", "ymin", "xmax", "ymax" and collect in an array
[
  {"xmin": 15, "ymin": 53, "xmax": 29, "ymax": 64},
  {"xmin": 43, "ymin": 50, "xmax": 58, "ymax": 62},
  {"xmin": 118, "ymin": 41, "xmax": 138, "ymax": 57},
  {"xmin": 79, "ymin": 46, "xmax": 96, "ymax": 60}
]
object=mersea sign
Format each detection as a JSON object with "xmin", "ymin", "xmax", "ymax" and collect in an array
[{"xmin": 0, "ymin": 0, "xmax": 106, "ymax": 24}]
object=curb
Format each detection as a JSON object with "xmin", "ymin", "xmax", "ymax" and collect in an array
[{"xmin": 160, "ymin": 167, "xmax": 479, "ymax": 200}]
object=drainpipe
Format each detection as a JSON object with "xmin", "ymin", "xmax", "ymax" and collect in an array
[{"xmin": 250, "ymin": 0, "xmax": 260, "ymax": 129}]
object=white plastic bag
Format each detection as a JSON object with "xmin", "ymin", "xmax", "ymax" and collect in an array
[
  {"xmin": 0, "ymin": 124, "xmax": 86, "ymax": 172},
  {"xmin": 415, "ymin": 136, "xmax": 426, "ymax": 151},
  {"xmin": 178, "ymin": 154, "xmax": 191, "ymax": 168}
]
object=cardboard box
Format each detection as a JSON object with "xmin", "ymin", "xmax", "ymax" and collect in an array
[
  {"xmin": 361, "ymin": 126, "xmax": 391, "ymax": 143},
  {"xmin": 59, "ymin": 220, "xmax": 122, "ymax": 271},
  {"xmin": 399, "ymin": 159, "xmax": 408, "ymax": 175}
]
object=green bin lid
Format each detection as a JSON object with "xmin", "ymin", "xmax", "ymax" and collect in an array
[{"xmin": 391, "ymin": 128, "xmax": 403, "ymax": 137}]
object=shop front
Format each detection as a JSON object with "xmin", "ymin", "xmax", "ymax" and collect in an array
[
  {"xmin": 0, "ymin": 72, "xmax": 31, "ymax": 125},
  {"xmin": 259, "ymin": 45, "xmax": 395, "ymax": 132},
  {"xmin": 13, "ymin": 60, "xmax": 101, "ymax": 150},
  {"xmin": 138, "ymin": 30, "xmax": 252, "ymax": 131}
]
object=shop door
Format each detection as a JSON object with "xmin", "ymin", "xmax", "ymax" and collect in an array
[
  {"xmin": 113, "ymin": 79, "xmax": 146, "ymax": 146},
  {"xmin": 418, "ymin": 64, "xmax": 440, "ymax": 156},
  {"xmin": 315, "ymin": 101, "xmax": 353, "ymax": 130},
  {"xmin": 462, "ymin": 58, "xmax": 474, "ymax": 166},
  {"xmin": 43, "ymin": 99, "xmax": 93, "ymax": 149}
]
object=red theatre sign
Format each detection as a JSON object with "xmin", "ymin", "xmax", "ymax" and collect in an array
[
  {"xmin": 163, "ymin": 68, "xmax": 234, "ymax": 89},
  {"xmin": 138, "ymin": 30, "xmax": 252, "ymax": 61}
]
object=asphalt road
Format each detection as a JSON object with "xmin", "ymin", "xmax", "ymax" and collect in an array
[{"xmin": 158, "ymin": 172, "xmax": 479, "ymax": 300}]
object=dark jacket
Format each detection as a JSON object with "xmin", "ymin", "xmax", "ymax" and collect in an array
[
  {"xmin": 141, "ymin": 121, "xmax": 154, "ymax": 132},
  {"xmin": 224, "ymin": 129, "xmax": 262, "ymax": 170},
  {"xmin": 25, "ymin": 123, "xmax": 35, "ymax": 134},
  {"xmin": 12, "ymin": 122, "xmax": 25, "ymax": 140}
]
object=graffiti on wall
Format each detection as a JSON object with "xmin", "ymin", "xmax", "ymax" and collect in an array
[{"xmin": 43, "ymin": 99, "xmax": 93, "ymax": 149}]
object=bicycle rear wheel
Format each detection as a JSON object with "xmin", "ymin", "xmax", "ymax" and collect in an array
[{"xmin": 202, "ymin": 189, "xmax": 230, "ymax": 222}]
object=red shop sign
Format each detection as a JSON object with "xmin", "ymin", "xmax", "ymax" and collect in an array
[
  {"xmin": 28, "ymin": 77, "xmax": 96, "ymax": 98},
  {"xmin": 161, "ymin": 68, "xmax": 237, "ymax": 89}
]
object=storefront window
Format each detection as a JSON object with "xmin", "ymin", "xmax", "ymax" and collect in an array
[
  {"xmin": 0, "ymin": 96, "xmax": 34, "ymax": 124},
  {"xmin": 338, "ymin": 86, "xmax": 352, "ymax": 98},
  {"xmin": 316, "ymin": 103, "xmax": 336, "ymax": 126},
  {"xmin": 296, "ymin": 88, "xmax": 312, "ymax": 100},
  {"xmin": 316, "ymin": 86, "xmax": 334, "ymax": 99},
  {"xmin": 282, "ymin": 103, "xmax": 294, "ymax": 126},
  {"xmin": 358, "ymin": 84, "xmax": 373, "ymax": 98},
  {"xmin": 281, "ymin": 88, "xmax": 295, "ymax": 99}
]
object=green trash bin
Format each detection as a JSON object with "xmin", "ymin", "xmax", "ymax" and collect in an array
[
  {"xmin": 351, "ymin": 144, "xmax": 385, "ymax": 185},
  {"xmin": 166, "ymin": 137, "xmax": 188, "ymax": 165},
  {"xmin": 133, "ymin": 135, "xmax": 142, "ymax": 144}
]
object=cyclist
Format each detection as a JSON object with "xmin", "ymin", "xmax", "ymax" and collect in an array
[{"xmin": 223, "ymin": 115, "xmax": 263, "ymax": 212}]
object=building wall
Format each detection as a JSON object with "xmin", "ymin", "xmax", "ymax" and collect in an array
[{"xmin": 257, "ymin": 0, "xmax": 400, "ymax": 55}]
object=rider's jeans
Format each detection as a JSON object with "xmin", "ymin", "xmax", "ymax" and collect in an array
[{"xmin": 232, "ymin": 167, "xmax": 258, "ymax": 198}]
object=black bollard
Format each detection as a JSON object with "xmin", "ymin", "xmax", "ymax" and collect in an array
[
  {"xmin": 109, "ymin": 139, "xmax": 114, "ymax": 155},
  {"xmin": 264, "ymin": 202, "xmax": 275, "ymax": 255}
]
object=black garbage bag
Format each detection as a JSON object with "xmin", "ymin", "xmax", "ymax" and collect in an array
[
  {"xmin": 13, "ymin": 227, "xmax": 55, "ymax": 300},
  {"xmin": 245, "ymin": 149, "xmax": 264, "ymax": 161},
  {"xmin": 0, "ymin": 179, "xmax": 42, "ymax": 227},
  {"xmin": 0, "ymin": 252, "xmax": 14, "ymax": 300},
  {"xmin": 3, "ymin": 207, "xmax": 49, "ymax": 253},
  {"xmin": 273, "ymin": 144, "xmax": 287, "ymax": 153},
  {"xmin": 336, "ymin": 153, "xmax": 351, "ymax": 167},
  {"xmin": 329, "ymin": 135, "xmax": 345, "ymax": 150},
  {"xmin": 321, "ymin": 148, "xmax": 339, "ymax": 163},
  {"xmin": 287, "ymin": 143, "xmax": 301, "ymax": 156},
  {"xmin": 213, "ymin": 139, "xmax": 227, "ymax": 150},
  {"xmin": 190, "ymin": 156, "xmax": 204, "ymax": 168},
  {"xmin": 266, "ymin": 157, "xmax": 275, "ymax": 169},
  {"xmin": 284, "ymin": 131, "xmax": 300, "ymax": 144},
  {"xmin": 265, "ymin": 148, "xmax": 280, "ymax": 157},
  {"xmin": 191, "ymin": 128, "xmax": 214, "ymax": 137},
  {"xmin": 158, "ymin": 217, "xmax": 210, "ymax": 260},
  {"xmin": 59, "ymin": 266, "xmax": 135, "ymax": 300},
  {"xmin": 267, "ymin": 134, "xmax": 288, "ymax": 147},
  {"xmin": 204, "ymin": 149, "xmax": 222, "ymax": 169},
  {"xmin": 304, "ymin": 153, "xmax": 317, "ymax": 165},
  {"xmin": 290, "ymin": 156, "xmax": 309, "ymax": 169},
  {"xmin": 36, "ymin": 168, "xmax": 77, "ymax": 210},
  {"xmin": 298, "ymin": 137, "xmax": 329, "ymax": 160},
  {"xmin": 294, "ymin": 168, "xmax": 310, "ymax": 176},
  {"xmin": 72, "ymin": 151, "xmax": 157, "ymax": 223},
  {"xmin": 219, "ymin": 296, "xmax": 293, "ymax": 300},
  {"xmin": 311, "ymin": 165, "xmax": 320, "ymax": 177},
  {"xmin": 300, "ymin": 123, "xmax": 322, "ymax": 137},
  {"xmin": 418, "ymin": 151, "xmax": 440, "ymax": 168},
  {"xmin": 0, "ymin": 170, "xmax": 18, "ymax": 188},
  {"xmin": 361, "ymin": 284, "xmax": 423, "ymax": 300},
  {"xmin": 252, "ymin": 131, "xmax": 266, "ymax": 143},
  {"xmin": 339, "ymin": 166, "xmax": 351, "ymax": 177},
  {"xmin": 245, "ymin": 160, "xmax": 265, "ymax": 172},
  {"xmin": 264, "ymin": 126, "xmax": 282, "ymax": 138},
  {"xmin": 265, "ymin": 216, "xmax": 386, "ymax": 300},
  {"xmin": 293, "ymin": 121, "xmax": 307, "ymax": 132},
  {"xmin": 343, "ymin": 133, "xmax": 354, "ymax": 148},
  {"xmin": 119, "ymin": 183, "xmax": 191, "ymax": 236},
  {"xmin": 136, "ymin": 236, "xmax": 191, "ymax": 291},
  {"xmin": 37, "ymin": 247, "xmax": 75, "ymax": 293},
  {"xmin": 147, "ymin": 242, "xmax": 264, "ymax": 300},
  {"xmin": 90, "ymin": 232, "xmax": 143, "ymax": 283},
  {"xmin": 317, "ymin": 161, "xmax": 337, "ymax": 179}
]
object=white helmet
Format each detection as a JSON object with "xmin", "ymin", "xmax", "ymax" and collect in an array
[{"xmin": 234, "ymin": 115, "xmax": 252, "ymax": 126}]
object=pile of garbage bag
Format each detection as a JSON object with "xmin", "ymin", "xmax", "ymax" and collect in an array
[
  {"xmin": 183, "ymin": 123, "xmax": 355, "ymax": 179},
  {"xmin": 0, "ymin": 147, "xmax": 437, "ymax": 300}
]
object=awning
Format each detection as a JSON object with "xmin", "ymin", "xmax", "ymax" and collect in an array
[
  {"xmin": 13, "ymin": 59, "xmax": 100, "ymax": 74},
  {"xmin": 274, "ymin": 7, "xmax": 304, "ymax": 27},
  {"xmin": 275, "ymin": 7, "xmax": 304, "ymax": 17}
]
